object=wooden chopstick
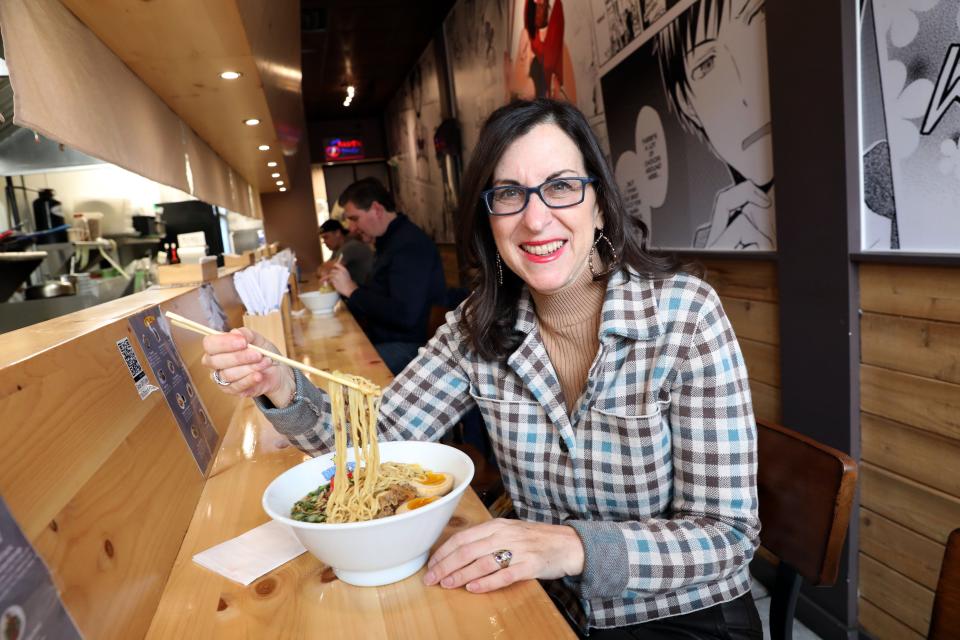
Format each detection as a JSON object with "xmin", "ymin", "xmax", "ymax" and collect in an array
[{"xmin": 163, "ymin": 311, "xmax": 374, "ymax": 392}]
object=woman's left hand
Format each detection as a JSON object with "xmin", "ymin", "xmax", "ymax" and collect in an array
[{"xmin": 423, "ymin": 518, "xmax": 584, "ymax": 593}]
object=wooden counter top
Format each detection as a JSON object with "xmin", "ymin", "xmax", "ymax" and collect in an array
[{"xmin": 147, "ymin": 303, "xmax": 576, "ymax": 639}]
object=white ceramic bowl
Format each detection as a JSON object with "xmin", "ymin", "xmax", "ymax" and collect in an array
[
  {"xmin": 262, "ymin": 441, "xmax": 475, "ymax": 586},
  {"xmin": 300, "ymin": 290, "xmax": 339, "ymax": 315}
]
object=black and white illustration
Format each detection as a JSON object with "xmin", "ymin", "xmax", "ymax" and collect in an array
[
  {"xmin": 129, "ymin": 307, "xmax": 220, "ymax": 475},
  {"xmin": 385, "ymin": 39, "xmax": 456, "ymax": 243},
  {"xmin": 861, "ymin": 0, "xmax": 960, "ymax": 251},
  {"xmin": 591, "ymin": 0, "xmax": 687, "ymax": 65},
  {"xmin": 602, "ymin": 0, "xmax": 775, "ymax": 250}
]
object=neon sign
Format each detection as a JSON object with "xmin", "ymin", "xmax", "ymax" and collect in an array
[{"xmin": 324, "ymin": 138, "xmax": 365, "ymax": 162}]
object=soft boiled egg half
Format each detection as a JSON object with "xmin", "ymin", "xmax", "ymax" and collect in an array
[
  {"xmin": 410, "ymin": 472, "xmax": 454, "ymax": 498},
  {"xmin": 396, "ymin": 496, "xmax": 440, "ymax": 514}
]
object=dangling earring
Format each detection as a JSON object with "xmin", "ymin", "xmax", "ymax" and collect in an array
[
  {"xmin": 495, "ymin": 252, "xmax": 504, "ymax": 286},
  {"xmin": 588, "ymin": 229, "xmax": 618, "ymax": 277}
]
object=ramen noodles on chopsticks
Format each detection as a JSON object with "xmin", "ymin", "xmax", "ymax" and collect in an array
[{"xmin": 291, "ymin": 371, "xmax": 454, "ymax": 524}]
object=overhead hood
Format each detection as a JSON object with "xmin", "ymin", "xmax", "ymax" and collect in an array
[
  {"xmin": 0, "ymin": 123, "xmax": 103, "ymax": 176},
  {"xmin": 0, "ymin": 35, "xmax": 101, "ymax": 175}
]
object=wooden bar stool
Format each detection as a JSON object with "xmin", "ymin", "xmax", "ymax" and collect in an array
[{"xmin": 756, "ymin": 419, "xmax": 858, "ymax": 640}]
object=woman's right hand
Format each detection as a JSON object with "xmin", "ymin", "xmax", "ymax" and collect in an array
[{"xmin": 201, "ymin": 327, "xmax": 296, "ymax": 408}]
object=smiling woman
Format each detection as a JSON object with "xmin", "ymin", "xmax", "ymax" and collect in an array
[
  {"xmin": 485, "ymin": 126, "xmax": 602, "ymax": 295},
  {"xmin": 199, "ymin": 99, "xmax": 763, "ymax": 639}
]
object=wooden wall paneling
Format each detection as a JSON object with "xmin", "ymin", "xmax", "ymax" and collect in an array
[
  {"xmin": 860, "ymin": 264, "xmax": 960, "ymax": 323},
  {"xmin": 861, "ymin": 463, "xmax": 960, "ymax": 544},
  {"xmin": 861, "ymin": 312, "xmax": 960, "ymax": 385},
  {"xmin": 860, "ymin": 508, "xmax": 945, "ymax": 590},
  {"xmin": 700, "ymin": 259, "xmax": 778, "ymax": 303},
  {"xmin": 738, "ymin": 338, "xmax": 781, "ymax": 387},
  {"xmin": 859, "ymin": 597, "xmax": 925, "ymax": 640},
  {"xmin": 31, "ymin": 395, "xmax": 208, "ymax": 640},
  {"xmin": 859, "ymin": 553, "xmax": 934, "ymax": 635},
  {"xmin": 718, "ymin": 297, "xmax": 780, "ymax": 345},
  {"xmin": 861, "ymin": 364, "xmax": 960, "ymax": 441},
  {"xmin": 861, "ymin": 412, "xmax": 960, "ymax": 499},
  {"xmin": 749, "ymin": 379, "xmax": 782, "ymax": 424}
]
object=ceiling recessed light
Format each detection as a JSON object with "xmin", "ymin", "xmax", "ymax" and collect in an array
[
  {"xmin": 271, "ymin": 172, "xmax": 280, "ymax": 178},
  {"xmin": 347, "ymin": 86, "xmax": 355, "ymax": 97},
  {"xmin": 258, "ymin": 144, "xmax": 270, "ymax": 151},
  {"xmin": 276, "ymin": 180, "xmax": 284, "ymax": 186},
  {"xmin": 219, "ymin": 71, "xmax": 242, "ymax": 80},
  {"xmin": 267, "ymin": 161, "xmax": 278, "ymax": 167},
  {"xmin": 244, "ymin": 118, "xmax": 261, "ymax": 126},
  {"xmin": 279, "ymin": 187, "xmax": 287, "ymax": 192},
  {"xmin": 343, "ymin": 99, "xmax": 350, "ymax": 107}
]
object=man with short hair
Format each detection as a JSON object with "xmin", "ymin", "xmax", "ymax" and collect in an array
[
  {"xmin": 325, "ymin": 178, "xmax": 446, "ymax": 375},
  {"xmin": 317, "ymin": 218, "xmax": 374, "ymax": 285}
]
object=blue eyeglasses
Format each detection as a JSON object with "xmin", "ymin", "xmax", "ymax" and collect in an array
[{"xmin": 481, "ymin": 177, "xmax": 597, "ymax": 216}]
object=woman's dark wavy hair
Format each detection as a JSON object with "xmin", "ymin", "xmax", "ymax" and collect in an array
[{"xmin": 457, "ymin": 98, "xmax": 687, "ymax": 361}]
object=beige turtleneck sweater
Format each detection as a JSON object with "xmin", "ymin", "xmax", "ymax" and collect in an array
[{"xmin": 530, "ymin": 265, "xmax": 607, "ymax": 414}]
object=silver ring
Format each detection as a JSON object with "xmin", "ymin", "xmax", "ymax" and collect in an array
[
  {"xmin": 492, "ymin": 549, "xmax": 512, "ymax": 570},
  {"xmin": 212, "ymin": 369, "xmax": 230, "ymax": 386}
]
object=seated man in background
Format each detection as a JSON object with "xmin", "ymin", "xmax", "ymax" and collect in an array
[
  {"xmin": 316, "ymin": 218, "xmax": 374, "ymax": 285},
  {"xmin": 324, "ymin": 177, "xmax": 446, "ymax": 375}
]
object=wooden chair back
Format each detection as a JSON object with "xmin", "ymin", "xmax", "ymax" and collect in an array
[
  {"xmin": 427, "ymin": 304, "xmax": 448, "ymax": 340},
  {"xmin": 756, "ymin": 419, "xmax": 857, "ymax": 640},
  {"xmin": 929, "ymin": 528, "xmax": 960, "ymax": 640}
]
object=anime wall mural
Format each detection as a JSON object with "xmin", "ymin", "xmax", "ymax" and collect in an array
[
  {"xmin": 445, "ymin": 0, "xmax": 601, "ymax": 161},
  {"xmin": 601, "ymin": 0, "xmax": 776, "ymax": 250},
  {"xmin": 861, "ymin": 0, "xmax": 960, "ymax": 251},
  {"xmin": 504, "ymin": 0, "xmax": 577, "ymax": 102},
  {"xmin": 384, "ymin": 45, "xmax": 455, "ymax": 242}
]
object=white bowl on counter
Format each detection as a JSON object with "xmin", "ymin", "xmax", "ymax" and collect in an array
[
  {"xmin": 300, "ymin": 290, "xmax": 339, "ymax": 315},
  {"xmin": 262, "ymin": 441, "xmax": 475, "ymax": 587}
]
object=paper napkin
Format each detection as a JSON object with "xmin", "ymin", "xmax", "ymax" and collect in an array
[{"xmin": 192, "ymin": 520, "xmax": 306, "ymax": 585}]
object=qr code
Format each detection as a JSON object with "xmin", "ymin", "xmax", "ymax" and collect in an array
[{"xmin": 116, "ymin": 337, "xmax": 144, "ymax": 380}]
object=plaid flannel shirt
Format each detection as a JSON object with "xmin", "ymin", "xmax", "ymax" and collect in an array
[{"xmin": 259, "ymin": 270, "xmax": 759, "ymax": 632}]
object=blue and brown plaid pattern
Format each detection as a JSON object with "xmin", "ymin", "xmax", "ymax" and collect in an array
[{"xmin": 263, "ymin": 270, "xmax": 759, "ymax": 632}]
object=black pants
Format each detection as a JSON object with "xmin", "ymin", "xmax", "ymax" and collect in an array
[{"xmin": 578, "ymin": 592, "xmax": 764, "ymax": 640}]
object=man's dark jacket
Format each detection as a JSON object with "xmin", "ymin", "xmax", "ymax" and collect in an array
[{"xmin": 344, "ymin": 213, "xmax": 446, "ymax": 345}]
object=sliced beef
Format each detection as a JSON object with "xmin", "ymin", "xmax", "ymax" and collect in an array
[{"xmin": 376, "ymin": 483, "xmax": 418, "ymax": 518}]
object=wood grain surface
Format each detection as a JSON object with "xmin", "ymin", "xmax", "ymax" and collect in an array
[
  {"xmin": 860, "ymin": 509, "xmax": 944, "ymax": 591},
  {"xmin": 0, "ymin": 276, "xmax": 245, "ymax": 639},
  {"xmin": 858, "ymin": 263, "xmax": 960, "ymax": 639},
  {"xmin": 859, "ymin": 553, "xmax": 934, "ymax": 635},
  {"xmin": 860, "ymin": 263, "xmax": 960, "ymax": 323}
]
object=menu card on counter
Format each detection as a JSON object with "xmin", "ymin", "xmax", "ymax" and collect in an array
[
  {"xmin": 0, "ymin": 497, "xmax": 82, "ymax": 640},
  {"xmin": 128, "ymin": 306, "xmax": 221, "ymax": 475}
]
